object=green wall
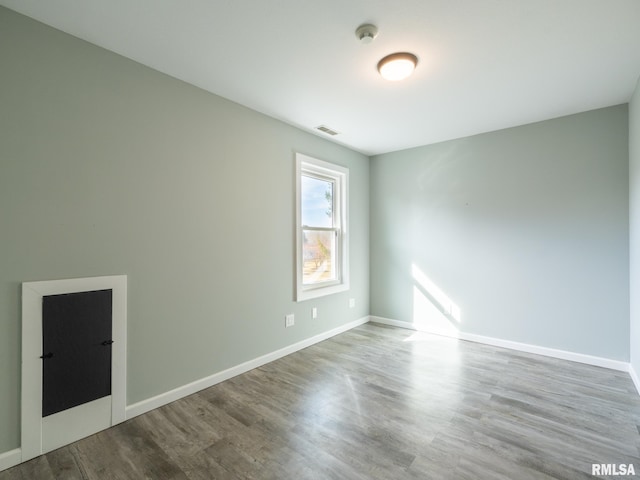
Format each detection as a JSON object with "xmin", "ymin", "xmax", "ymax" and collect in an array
[
  {"xmin": 370, "ymin": 106, "xmax": 629, "ymax": 360},
  {"xmin": 0, "ymin": 7, "xmax": 369, "ymax": 453}
]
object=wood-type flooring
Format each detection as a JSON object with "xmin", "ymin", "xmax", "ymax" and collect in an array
[{"xmin": 2, "ymin": 322, "xmax": 640, "ymax": 479}]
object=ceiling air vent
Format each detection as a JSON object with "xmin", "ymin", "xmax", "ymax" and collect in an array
[{"xmin": 316, "ymin": 125, "xmax": 340, "ymax": 136}]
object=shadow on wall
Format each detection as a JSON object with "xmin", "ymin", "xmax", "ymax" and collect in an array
[{"xmin": 411, "ymin": 264, "xmax": 461, "ymax": 337}]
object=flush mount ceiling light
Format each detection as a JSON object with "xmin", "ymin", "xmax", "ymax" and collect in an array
[{"xmin": 377, "ymin": 52, "xmax": 418, "ymax": 81}]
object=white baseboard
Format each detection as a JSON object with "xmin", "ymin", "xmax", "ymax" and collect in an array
[
  {"xmin": 126, "ymin": 316, "xmax": 370, "ymax": 419},
  {"xmin": 630, "ymin": 364, "xmax": 640, "ymax": 395},
  {"xmin": 0, "ymin": 448, "xmax": 22, "ymax": 473},
  {"xmin": 370, "ymin": 316, "xmax": 630, "ymax": 372},
  {"xmin": 462, "ymin": 331, "xmax": 629, "ymax": 372}
]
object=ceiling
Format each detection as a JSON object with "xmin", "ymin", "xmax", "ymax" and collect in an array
[{"xmin": 2, "ymin": 0, "xmax": 640, "ymax": 156}]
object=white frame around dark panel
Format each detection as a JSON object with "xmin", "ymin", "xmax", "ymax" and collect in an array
[{"xmin": 21, "ymin": 275, "xmax": 127, "ymax": 461}]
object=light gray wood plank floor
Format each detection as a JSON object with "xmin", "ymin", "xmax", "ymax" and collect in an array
[{"xmin": 3, "ymin": 323, "xmax": 640, "ymax": 479}]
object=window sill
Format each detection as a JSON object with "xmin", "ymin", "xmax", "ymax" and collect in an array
[{"xmin": 296, "ymin": 282, "xmax": 349, "ymax": 302}]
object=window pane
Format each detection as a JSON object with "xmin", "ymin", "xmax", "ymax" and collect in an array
[
  {"xmin": 302, "ymin": 229, "xmax": 337, "ymax": 285},
  {"xmin": 301, "ymin": 175, "xmax": 333, "ymax": 228}
]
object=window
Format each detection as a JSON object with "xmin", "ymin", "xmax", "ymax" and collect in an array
[{"xmin": 296, "ymin": 153, "xmax": 349, "ymax": 301}]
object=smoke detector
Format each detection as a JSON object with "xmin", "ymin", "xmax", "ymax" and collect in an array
[{"xmin": 355, "ymin": 24, "xmax": 378, "ymax": 44}]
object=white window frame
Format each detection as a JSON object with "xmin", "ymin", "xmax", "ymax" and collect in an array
[{"xmin": 296, "ymin": 153, "xmax": 349, "ymax": 301}]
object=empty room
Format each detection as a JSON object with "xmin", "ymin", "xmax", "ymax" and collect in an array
[{"xmin": 1, "ymin": 1, "xmax": 640, "ymax": 479}]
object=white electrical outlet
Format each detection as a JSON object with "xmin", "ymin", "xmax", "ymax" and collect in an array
[
  {"xmin": 349, "ymin": 298, "xmax": 355, "ymax": 308},
  {"xmin": 285, "ymin": 314, "xmax": 295, "ymax": 328},
  {"xmin": 312, "ymin": 307, "xmax": 318, "ymax": 319}
]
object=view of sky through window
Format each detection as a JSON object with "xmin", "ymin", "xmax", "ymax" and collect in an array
[{"xmin": 301, "ymin": 175, "xmax": 333, "ymax": 227}]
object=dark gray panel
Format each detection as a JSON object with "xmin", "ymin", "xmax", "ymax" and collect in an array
[{"xmin": 42, "ymin": 289, "xmax": 112, "ymax": 417}]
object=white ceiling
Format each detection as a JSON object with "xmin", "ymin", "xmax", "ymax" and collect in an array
[{"xmin": 2, "ymin": 0, "xmax": 640, "ymax": 155}]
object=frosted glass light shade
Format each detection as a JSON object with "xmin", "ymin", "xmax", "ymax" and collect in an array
[{"xmin": 377, "ymin": 52, "xmax": 418, "ymax": 81}]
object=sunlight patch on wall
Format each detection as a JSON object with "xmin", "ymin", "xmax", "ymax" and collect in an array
[{"xmin": 411, "ymin": 264, "xmax": 461, "ymax": 336}]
